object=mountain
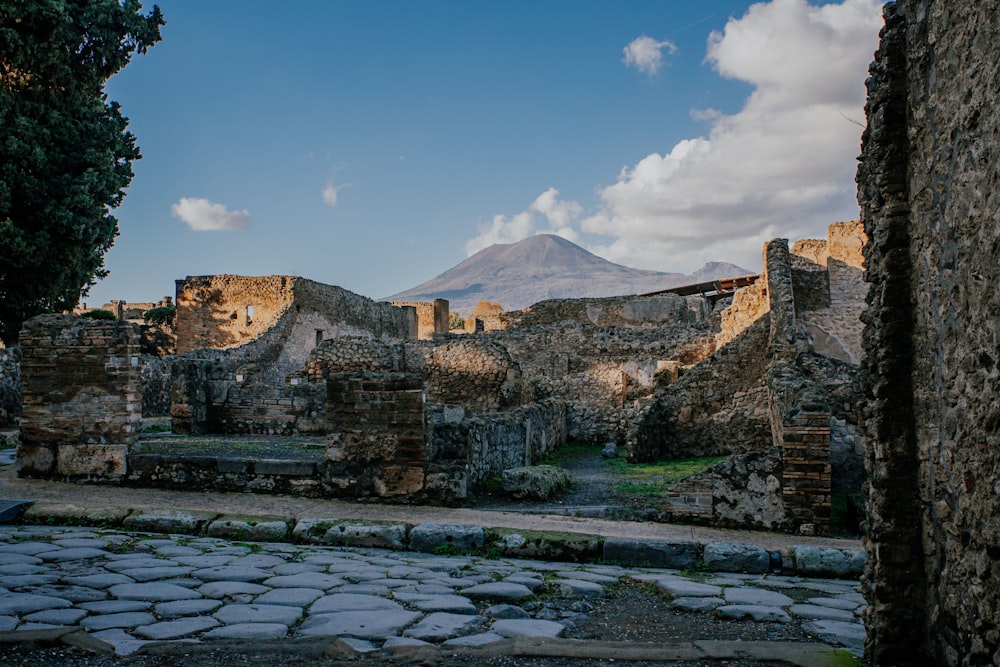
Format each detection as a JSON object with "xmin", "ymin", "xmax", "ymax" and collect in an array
[{"xmin": 384, "ymin": 234, "xmax": 752, "ymax": 314}]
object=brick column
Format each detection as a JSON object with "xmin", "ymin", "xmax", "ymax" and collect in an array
[
  {"xmin": 18, "ymin": 315, "xmax": 142, "ymax": 480},
  {"xmin": 325, "ymin": 372, "xmax": 427, "ymax": 497},
  {"xmin": 780, "ymin": 409, "xmax": 832, "ymax": 536}
]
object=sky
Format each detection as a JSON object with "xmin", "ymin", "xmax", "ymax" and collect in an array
[{"xmin": 87, "ymin": 0, "xmax": 886, "ymax": 307}]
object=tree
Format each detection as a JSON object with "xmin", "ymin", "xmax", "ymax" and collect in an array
[{"xmin": 0, "ymin": 0, "xmax": 164, "ymax": 345}]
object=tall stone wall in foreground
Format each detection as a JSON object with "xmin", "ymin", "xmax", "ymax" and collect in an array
[{"xmin": 859, "ymin": 2, "xmax": 1000, "ymax": 664}]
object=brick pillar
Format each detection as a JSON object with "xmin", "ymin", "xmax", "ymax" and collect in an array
[
  {"xmin": 325, "ymin": 372, "xmax": 427, "ymax": 497},
  {"xmin": 18, "ymin": 315, "xmax": 142, "ymax": 480},
  {"xmin": 780, "ymin": 409, "xmax": 832, "ymax": 536},
  {"xmin": 433, "ymin": 299, "xmax": 449, "ymax": 338}
]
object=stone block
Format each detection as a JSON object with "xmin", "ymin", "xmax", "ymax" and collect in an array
[
  {"xmin": 703, "ymin": 542, "xmax": 773, "ymax": 574},
  {"xmin": 15, "ymin": 443, "xmax": 55, "ymax": 475},
  {"xmin": 408, "ymin": 523, "xmax": 484, "ymax": 553},
  {"xmin": 602, "ymin": 538, "xmax": 700, "ymax": 569},
  {"xmin": 57, "ymin": 444, "xmax": 128, "ymax": 478},
  {"xmin": 501, "ymin": 465, "xmax": 572, "ymax": 500}
]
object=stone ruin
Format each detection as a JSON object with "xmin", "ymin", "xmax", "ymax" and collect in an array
[{"xmin": 8, "ymin": 221, "xmax": 868, "ymax": 531}]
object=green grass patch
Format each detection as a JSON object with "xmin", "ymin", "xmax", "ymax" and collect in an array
[
  {"xmin": 607, "ymin": 455, "xmax": 726, "ymax": 497},
  {"xmin": 539, "ymin": 441, "xmax": 601, "ymax": 466}
]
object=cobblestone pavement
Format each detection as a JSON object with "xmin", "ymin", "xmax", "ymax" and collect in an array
[{"xmin": 0, "ymin": 525, "xmax": 866, "ymax": 659}]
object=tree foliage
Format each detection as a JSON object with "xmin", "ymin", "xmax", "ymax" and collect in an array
[
  {"xmin": 0, "ymin": 0, "xmax": 164, "ymax": 344},
  {"xmin": 142, "ymin": 305, "xmax": 175, "ymax": 325}
]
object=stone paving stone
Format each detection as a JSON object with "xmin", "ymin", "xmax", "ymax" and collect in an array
[
  {"xmin": 154, "ymin": 599, "xmax": 223, "ymax": 618},
  {"xmin": 174, "ymin": 555, "xmax": 234, "ymax": 568},
  {"xmin": 340, "ymin": 570, "xmax": 391, "ymax": 583},
  {"xmin": 118, "ymin": 566, "xmax": 194, "ymax": 582},
  {"xmin": 835, "ymin": 592, "xmax": 866, "ymax": 604},
  {"xmin": 394, "ymin": 584, "xmax": 456, "ymax": 596},
  {"xmin": 16, "ymin": 622, "xmax": 63, "ymax": 631},
  {"xmin": 503, "ymin": 574, "xmax": 545, "ymax": 592},
  {"xmin": 443, "ymin": 631, "xmax": 504, "ymax": 646},
  {"xmin": 386, "ymin": 565, "xmax": 432, "ymax": 579},
  {"xmin": 403, "ymin": 612, "xmax": 485, "ymax": 642},
  {"xmin": 134, "ymin": 616, "xmax": 221, "ymax": 640},
  {"xmin": 336, "ymin": 584, "xmax": 391, "ymax": 595},
  {"xmin": 383, "ymin": 636, "xmax": 431, "ymax": 647},
  {"xmin": 214, "ymin": 603, "xmax": 302, "ymax": 626},
  {"xmin": 0, "ymin": 593, "xmax": 72, "ymax": 614},
  {"xmin": 192, "ymin": 566, "xmax": 272, "ymax": 582},
  {"xmin": 340, "ymin": 637, "xmax": 379, "ymax": 652},
  {"xmin": 255, "ymin": 587, "xmax": 324, "ymax": 607},
  {"xmin": 491, "ymin": 618, "xmax": 566, "ymax": 638},
  {"xmin": 788, "ymin": 604, "xmax": 856, "ymax": 622},
  {"xmin": 484, "ymin": 604, "xmax": 530, "ymax": 619},
  {"xmin": 0, "ymin": 574, "xmax": 60, "ymax": 588},
  {"xmin": 0, "ymin": 542, "xmax": 62, "ymax": 556},
  {"xmin": 801, "ymin": 619, "xmax": 866, "ymax": 649},
  {"xmin": 61, "ymin": 573, "xmax": 134, "ymax": 588},
  {"xmin": 0, "ymin": 564, "xmax": 46, "ymax": 576},
  {"xmin": 22, "ymin": 607, "xmax": 89, "ymax": 625},
  {"xmin": 79, "ymin": 600, "xmax": 152, "ymax": 614},
  {"xmin": 460, "ymin": 582, "xmax": 534, "ymax": 602},
  {"xmin": 310, "ymin": 593, "xmax": 406, "ymax": 614},
  {"xmin": 362, "ymin": 578, "xmax": 413, "ymax": 589},
  {"xmin": 392, "ymin": 594, "xmax": 477, "ymax": 614},
  {"xmin": 88, "ymin": 629, "xmax": 150, "ymax": 657},
  {"xmin": 716, "ymin": 605, "xmax": 792, "ymax": 623},
  {"xmin": 724, "ymin": 587, "xmax": 794, "ymax": 607},
  {"xmin": 28, "ymin": 584, "xmax": 107, "ymax": 603},
  {"xmin": 0, "ymin": 553, "xmax": 43, "ymax": 565},
  {"xmin": 37, "ymin": 547, "xmax": 110, "ymax": 562},
  {"xmin": 198, "ymin": 581, "xmax": 270, "ymax": 599},
  {"xmin": 230, "ymin": 554, "xmax": 288, "ymax": 569},
  {"xmin": 655, "ymin": 579, "xmax": 722, "ymax": 598},
  {"xmin": 0, "ymin": 615, "xmax": 17, "ymax": 631},
  {"xmin": 263, "ymin": 573, "xmax": 344, "ymax": 590},
  {"xmin": 272, "ymin": 563, "xmax": 325, "ymax": 575},
  {"xmin": 203, "ymin": 623, "xmax": 290, "ymax": 640},
  {"xmin": 553, "ymin": 570, "xmax": 618, "ymax": 585},
  {"xmin": 104, "ymin": 558, "xmax": 171, "ymax": 572},
  {"xmin": 108, "ymin": 582, "xmax": 201, "ymax": 602},
  {"xmin": 298, "ymin": 609, "xmax": 422, "ymax": 639},
  {"xmin": 153, "ymin": 545, "xmax": 203, "ymax": 558},
  {"xmin": 806, "ymin": 596, "xmax": 858, "ymax": 611},
  {"xmin": 670, "ymin": 597, "xmax": 725, "ymax": 612},
  {"xmin": 554, "ymin": 579, "xmax": 606, "ymax": 598},
  {"xmin": 51, "ymin": 538, "xmax": 109, "ymax": 549},
  {"xmin": 81, "ymin": 611, "xmax": 157, "ymax": 631}
]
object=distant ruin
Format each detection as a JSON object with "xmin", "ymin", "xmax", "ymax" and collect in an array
[{"xmin": 9, "ymin": 219, "xmax": 869, "ymax": 532}]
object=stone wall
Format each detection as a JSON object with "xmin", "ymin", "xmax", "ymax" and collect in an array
[
  {"xmin": 139, "ymin": 356, "xmax": 172, "ymax": 417},
  {"xmin": 858, "ymin": 2, "xmax": 1000, "ymax": 664},
  {"xmin": 0, "ymin": 347, "xmax": 20, "ymax": 423},
  {"xmin": 391, "ymin": 299, "xmax": 448, "ymax": 340},
  {"xmin": 496, "ymin": 292, "xmax": 709, "ymax": 330},
  {"xmin": 17, "ymin": 315, "xmax": 142, "ymax": 480},
  {"xmin": 175, "ymin": 275, "xmax": 410, "ymax": 359}
]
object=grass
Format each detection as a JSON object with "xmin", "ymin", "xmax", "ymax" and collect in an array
[
  {"xmin": 606, "ymin": 455, "xmax": 727, "ymax": 497},
  {"xmin": 540, "ymin": 441, "xmax": 601, "ymax": 466}
]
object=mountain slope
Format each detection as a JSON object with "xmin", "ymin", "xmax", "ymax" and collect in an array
[{"xmin": 385, "ymin": 234, "xmax": 751, "ymax": 313}]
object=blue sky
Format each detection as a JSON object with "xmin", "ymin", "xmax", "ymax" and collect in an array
[{"xmin": 88, "ymin": 0, "xmax": 885, "ymax": 308}]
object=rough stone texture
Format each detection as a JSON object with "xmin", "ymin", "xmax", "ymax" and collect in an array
[
  {"xmin": 501, "ymin": 465, "xmax": 572, "ymax": 500},
  {"xmin": 17, "ymin": 316, "xmax": 142, "ymax": 481},
  {"xmin": 859, "ymin": 2, "xmax": 1000, "ymax": 665},
  {"xmin": 0, "ymin": 347, "xmax": 21, "ymax": 423}
]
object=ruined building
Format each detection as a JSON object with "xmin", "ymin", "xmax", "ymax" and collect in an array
[{"xmin": 858, "ymin": 1, "xmax": 1000, "ymax": 664}]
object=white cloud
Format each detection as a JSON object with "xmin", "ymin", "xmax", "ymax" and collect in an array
[
  {"xmin": 623, "ymin": 35, "xmax": 678, "ymax": 75},
  {"xmin": 171, "ymin": 197, "xmax": 250, "ymax": 232},
  {"xmin": 584, "ymin": 0, "xmax": 883, "ymax": 272},
  {"xmin": 465, "ymin": 187, "xmax": 582, "ymax": 255},
  {"xmin": 322, "ymin": 181, "xmax": 348, "ymax": 207}
]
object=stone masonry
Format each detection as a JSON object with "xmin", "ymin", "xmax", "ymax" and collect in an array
[
  {"xmin": 858, "ymin": 2, "xmax": 1000, "ymax": 665},
  {"xmin": 16, "ymin": 315, "xmax": 142, "ymax": 481}
]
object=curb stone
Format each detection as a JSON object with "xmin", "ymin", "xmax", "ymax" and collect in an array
[{"xmin": 8, "ymin": 500, "xmax": 865, "ymax": 580}]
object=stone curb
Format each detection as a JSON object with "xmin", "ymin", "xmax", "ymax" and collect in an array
[
  {"xmin": 0, "ymin": 631, "xmax": 858, "ymax": 666},
  {"xmin": 14, "ymin": 501, "xmax": 865, "ymax": 580}
]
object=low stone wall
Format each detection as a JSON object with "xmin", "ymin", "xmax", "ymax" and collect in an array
[
  {"xmin": 140, "ymin": 355, "xmax": 171, "ymax": 417},
  {"xmin": 0, "ymin": 347, "xmax": 20, "ymax": 423},
  {"xmin": 215, "ymin": 382, "xmax": 326, "ymax": 435},
  {"xmin": 17, "ymin": 315, "xmax": 142, "ymax": 481},
  {"xmin": 496, "ymin": 293, "xmax": 709, "ymax": 330}
]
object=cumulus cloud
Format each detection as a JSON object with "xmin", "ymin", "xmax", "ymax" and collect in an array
[
  {"xmin": 623, "ymin": 35, "xmax": 678, "ymax": 75},
  {"xmin": 464, "ymin": 187, "xmax": 582, "ymax": 255},
  {"xmin": 322, "ymin": 181, "xmax": 348, "ymax": 207},
  {"xmin": 583, "ymin": 0, "xmax": 883, "ymax": 272},
  {"xmin": 171, "ymin": 197, "xmax": 250, "ymax": 231}
]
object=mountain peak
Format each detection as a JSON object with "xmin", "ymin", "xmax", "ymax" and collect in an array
[{"xmin": 386, "ymin": 234, "xmax": 750, "ymax": 313}]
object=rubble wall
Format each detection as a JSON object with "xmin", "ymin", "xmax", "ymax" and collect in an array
[
  {"xmin": 0, "ymin": 347, "xmax": 20, "ymax": 423},
  {"xmin": 859, "ymin": 1, "xmax": 1000, "ymax": 664}
]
